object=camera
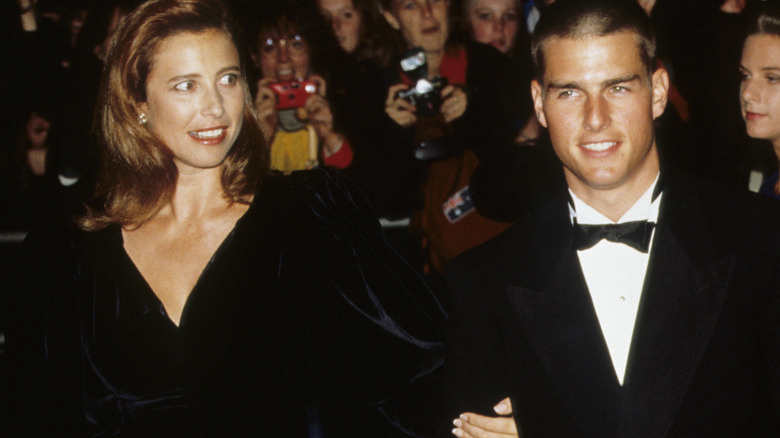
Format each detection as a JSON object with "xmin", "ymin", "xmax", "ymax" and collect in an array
[
  {"xmin": 269, "ymin": 79, "xmax": 318, "ymax": 110},
  {"xmin": 396, "ymin": 48, "xmax": 448, "ymax": 117},
  {"xmin": 396, "ymin": 48, "xmax": 454, "ymax": 161}
]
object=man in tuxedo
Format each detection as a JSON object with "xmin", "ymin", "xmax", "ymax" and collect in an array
[{"xmin": 443, "ymin": 0, "xmax": 780, "ymax": 437}]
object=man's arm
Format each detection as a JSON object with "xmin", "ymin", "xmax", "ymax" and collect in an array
[{"xmin": 440, "ymin": 255, "xmax": 517, "ymax": 435}]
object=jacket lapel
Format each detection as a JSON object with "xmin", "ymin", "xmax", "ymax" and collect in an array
[
  {"xmin": 620, "ymin": 172, "xmax": 735, "ymax": 437},
  {"xmin": 501, "ymin": 197, "xmax": 623, "ymax": 436},
  {"xmin": 500, "ymin": 174, "xmax": 737, "ymax": 437}
]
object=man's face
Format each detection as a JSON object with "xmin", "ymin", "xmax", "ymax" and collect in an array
[{"xmin": 531, "ymin": 32, "xmax": 668, "ymax": 200}]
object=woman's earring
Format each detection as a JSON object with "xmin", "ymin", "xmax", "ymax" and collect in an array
[{"xmin": 138, "ymin": 113, "xmax": 149, "ymax": 125}]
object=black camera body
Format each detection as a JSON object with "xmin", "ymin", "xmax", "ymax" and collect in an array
[
  {"xmin": 397, "ymin": 76, "xmax": 448, "ymax": 117},
  {"xmin": 396, "ymin": 47, "xmax": 455, "ymax": 161},
  {"xmin": 397, "ymin": 48, "xmax": 448, "ymax": 117}
]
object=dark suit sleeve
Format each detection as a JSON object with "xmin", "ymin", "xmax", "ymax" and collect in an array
[
  {"xmin": 439, "ymin": 253, "xmax": 516, "ymax": 435},
  {"xmin": 763, "ymin": 257, "xmax": 780, "ymax": 433}
]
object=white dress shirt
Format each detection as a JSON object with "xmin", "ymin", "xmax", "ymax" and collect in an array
[{"xmin": 569, "ymin": 176, "xmax": 661, "ymax": 385}]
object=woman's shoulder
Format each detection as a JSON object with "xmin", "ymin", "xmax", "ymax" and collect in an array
[{"xmin": 257, "ymin": 168, "xmax": 380, "ymax": 225}]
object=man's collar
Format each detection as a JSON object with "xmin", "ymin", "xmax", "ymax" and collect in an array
[{"xmin": 569, "ymin": 173, "xmax": 663, "ymax": 225}]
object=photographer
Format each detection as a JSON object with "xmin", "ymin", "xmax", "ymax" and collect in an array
[
  {"xmin": 378, "ymin": 0, "xmax": 531, "ymax": 279},
  {"xmin": 249, "ymin": 2, "xmax": 353, "ymax": 174}
]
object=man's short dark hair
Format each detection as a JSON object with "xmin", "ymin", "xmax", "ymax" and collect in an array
[{"xmin": 530, "ymin": 0, "xmax": 656, "ymax": 80}]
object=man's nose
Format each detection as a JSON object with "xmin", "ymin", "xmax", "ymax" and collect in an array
[{"xmin": 584, "ymin": 95, "xmax": 610, "ymax": 132}]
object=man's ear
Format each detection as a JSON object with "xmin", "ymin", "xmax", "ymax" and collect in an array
[
  {"xmin": 651, "ymin": 67, "xmax": 669, "ymax": 120},
  {"xmin": 530, "ymin": 79, "xmax": 548, "ymax": 128},
  {"xmin": 382, "ymin": 10, "xmax": 401, "ymax": 30}
]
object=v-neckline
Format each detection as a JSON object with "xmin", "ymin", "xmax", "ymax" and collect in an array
[{"xmin": 112, "ymin": 202, "xmax": 254, "ymax": 329}]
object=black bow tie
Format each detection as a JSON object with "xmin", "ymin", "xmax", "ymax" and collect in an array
[{"xmin": 572, "ymin": 220, "xmax": 656, "ymax": 253}]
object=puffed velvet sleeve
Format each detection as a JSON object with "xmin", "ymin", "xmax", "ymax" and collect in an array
[
  {"xmin": 279, "ymin": 167, "xmax": 446, "ymax": 433},
  {"xmin": 6, "ymin": 221, "xmax": 88, "ymax": 435}
]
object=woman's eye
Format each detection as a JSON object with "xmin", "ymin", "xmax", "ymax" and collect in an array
[
  {"xmin": 219, "ymin": 74, "xmax": 238, "ymax": 86},
  {"xmin": 504, "ymin": 11, "xmax": 519, "ymax": 22},
  {"xmin": 261, "ymin": 38, "xmax": 276, "ymax": 53},
  {"xmin": 767, "ymin": 75, "xmax": 779, "ymax": 84},
  {"xmin": 478, "ymin": 12, "xmax": 492, "ymax": 21},
  {"xmin": 175, "ymin": 81, "xmax": 195, "ymax": 92},
  {"xmin": 343, "ymin": 11, "xmax": 353, "ymax": 19},
  {"xmin": 403, "ymin": 1, "xmax": 416, "ymax": 10}
]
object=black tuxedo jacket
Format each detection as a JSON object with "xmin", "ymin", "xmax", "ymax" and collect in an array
[{"xmin": 443, "ymin": 170, "xmax": 780, "ymax": 437}]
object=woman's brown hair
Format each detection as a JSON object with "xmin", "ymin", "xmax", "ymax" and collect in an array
[{"xmin": 80, "ymin": 0, "xmax": 268, "ymax": 230}]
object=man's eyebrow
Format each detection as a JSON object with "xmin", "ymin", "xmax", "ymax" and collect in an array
[
  {"xmin": 546, "ymin": 81, "xmax": 581, "ymax": 91},
  {"xmin": 545, "ymin": 74, "xmax": 641, "ymax": 92},
  {"xmin": 603, "ymin": 74, "xmax": 640, "ymax": 88}
]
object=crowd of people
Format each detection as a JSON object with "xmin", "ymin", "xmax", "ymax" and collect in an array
[
  {"xmin": 2, "ymin": 0, "xmax": 778, "ymax": 273},
  {"xmin": 1, "ymin": 0, "xmax": 779, "ymax": 436}
]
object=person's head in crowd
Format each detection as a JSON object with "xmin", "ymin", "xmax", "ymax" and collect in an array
[
  {"xmin": 248, "ymin": 2, "xmax": 336, "ymax": 83},
  {"xmin": 84, "ymin": 0, "xmax": 266, "ymax": 229},
  {"xmin": 15, "ymin": 107, "xmax": 55, "ymax": 177},
  {"xmin": 741, "ymin": 0, "xmax": 780, "ymax": 148},
  {"xmin": 73, "ymin": 0, "xmax": 140, "ymax": 64},
  {"xmin": 379, "ymin": 0, "xmax": 454, "ymax": 56},
  {"xmin": 317, "ymin": 0, "xmax": 362, "ymax": 53},
  {"xmin": 740, "ymin": 0, "xmax": 780, "ymax": 196},
  {"xmin": 24, "ymin": 111, "xmax": 53, "ymax": 152},
  {"xmin": 316, "ymin": 0, "xmax": 400, "ymax": 66},
  {"xmin": 529, "ymin": 0, "xmax": 668, "ymax": 218},
  {"xmin": 463, "ymin": 0, "xmax": 520, "ymax": 54}
]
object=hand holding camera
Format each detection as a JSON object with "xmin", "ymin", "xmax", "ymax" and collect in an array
[
  {"xmin": 268, "ymin": 79, "xmax": 318, "ymax": 110},
  {"xmin": 384, "ymin": 48, "xmax": 467, "ymax": 160}
]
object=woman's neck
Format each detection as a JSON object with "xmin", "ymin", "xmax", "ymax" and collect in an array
[{"xmin": 166, "ymin": 166, "xmax": 228, "ymax": 222}]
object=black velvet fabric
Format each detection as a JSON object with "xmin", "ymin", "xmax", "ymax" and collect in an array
[{"xmin": 7, "ymin": 167, "xmax": 445, "ymax": 437}]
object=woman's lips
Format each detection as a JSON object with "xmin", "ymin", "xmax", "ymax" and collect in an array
[
  {"xmin": 491, "ymin": 39, "xmax": 507, "ymax": 51},
  {"xmin": 422, "ymin": 25, "xmax": 440, "ymax": 35},
  {"xmin": 188, "ymin": 127, "xmax": 227, "ymax": 144},
  {"xmin": 745, "ymin": 111, "xmax": 766, "ymax": 121}
]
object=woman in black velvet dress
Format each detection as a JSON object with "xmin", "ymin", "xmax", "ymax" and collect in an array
[{"xmin": 6, "ymin": 0, "xmax": 445, "ymax": 436}]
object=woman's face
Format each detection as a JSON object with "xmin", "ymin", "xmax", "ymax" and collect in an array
[
  {"xmin": 740, "ymin": 34, "xmax": 780, "ymax": 146},
  {"xmin": 255, "ymin": 31, "xmax": 311, "ymax": 81},
  {"xmin": 318, "ymin": 0, "xmax": 362, "ymax": 53},
  {"xmin": 466, "ymin": 0, "xmax": 518, "ymax": 54},
  {"xmin": 140, "ymin": 29, "xmax": 245, "ymax": 174},
  {"xmin": 384, "ymin": 0, "xmax": 450, "ymax": 54},
  {"xmin": 26, "ymin": 112, "xmax": 51, "ymax": 149}
]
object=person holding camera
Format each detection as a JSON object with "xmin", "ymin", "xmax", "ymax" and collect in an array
[
  {"xmin": 249, "ymin": 2, "xmax": 353, "ymax": 174},
  {"xmin": 377, "ymin": 0, "xmax": 531, "ymax": 279}
]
